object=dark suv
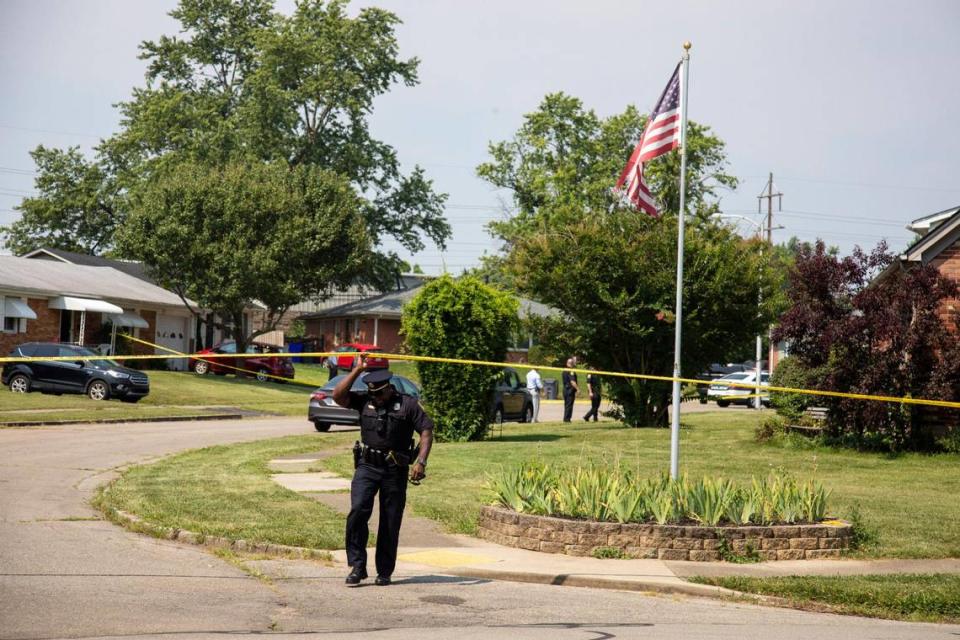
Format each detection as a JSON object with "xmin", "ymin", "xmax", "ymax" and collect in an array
[{"xmin": 2, "ymin": 342, "xmax": 150, "ymax": 402}]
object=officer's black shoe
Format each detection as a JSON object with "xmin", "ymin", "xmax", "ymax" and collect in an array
[
  {"xmin": 374, "ymin": 575, "xmax": 391, "ymax": 586},
  {"xmin": 345, "ymin": 566, "xmax": 368, "ymax": 586}
]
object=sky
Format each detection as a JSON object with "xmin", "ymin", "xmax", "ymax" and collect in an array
[{"xmin": 2, "ymin": 0, "xmax": 959, "ymax": 275}]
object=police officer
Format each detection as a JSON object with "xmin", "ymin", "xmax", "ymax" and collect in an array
[
  {"xmin": 333, "ymin": 355, "xmax": 434, "ymax": 587},
  {"xmin": 561, "ymin": 356, "xmax": 579, "ymax": 422}
]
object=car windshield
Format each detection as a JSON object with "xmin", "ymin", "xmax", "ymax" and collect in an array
[
  {"xmin": 71, "ymin": 347, "xmax": 121, "ymax": 369},
  {"xmin": 719, "ymin": 373, "xmax": 750, "ymax": 381}
]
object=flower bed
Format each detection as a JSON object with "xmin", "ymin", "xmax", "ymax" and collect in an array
[{"xmin": 478, "ymin": 506, "xmax": 852, "ymax": 561}]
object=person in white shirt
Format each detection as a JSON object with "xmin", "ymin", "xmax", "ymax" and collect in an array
[{"xmin": 525, "ymin": 367, "xmax": 543, "ymax": 423}]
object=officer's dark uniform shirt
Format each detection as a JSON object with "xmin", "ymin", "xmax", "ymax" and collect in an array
[
  {"xmin": 562, "ymin": 370, "xmax": 578, "ymax": 392},
  {"xmin": 347, "ymin": 390, "xmax": 433, "ymax": 452},
  {"xmin": 587, "ymin": 373, "xmax": 600, "ymax": 393}
]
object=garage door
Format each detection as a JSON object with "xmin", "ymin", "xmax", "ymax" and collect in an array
[{"xmin": 156, "ymin": 315, "xmax": 189, "ymax": 370}]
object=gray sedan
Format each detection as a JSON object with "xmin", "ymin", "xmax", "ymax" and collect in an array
[{"xmin": 308, "ymin": 374, "xmax": 421, "ymax": 432}]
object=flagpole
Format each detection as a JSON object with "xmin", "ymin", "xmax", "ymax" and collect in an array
[{"xmin": 669, "ymin": 41, "xmax": 691, "ymax": 480}]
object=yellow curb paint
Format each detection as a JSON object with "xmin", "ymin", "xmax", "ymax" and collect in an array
[{"xmin": 397, "ymin": 549, "xmax": 497, "ymax": 568}]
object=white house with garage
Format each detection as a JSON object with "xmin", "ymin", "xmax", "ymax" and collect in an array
[{"xmin": 0, "ymin": 255, "xmax": 197, "ymax": 370}]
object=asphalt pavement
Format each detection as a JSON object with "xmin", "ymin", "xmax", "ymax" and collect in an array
[{"xmin": 1, "ymin": 414, "xmax": 958, "ymax": 639}]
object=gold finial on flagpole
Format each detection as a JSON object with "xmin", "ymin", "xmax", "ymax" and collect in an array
[{"xmin": 683, "ymin": 41, "xmax": 691, "ymax": 50}]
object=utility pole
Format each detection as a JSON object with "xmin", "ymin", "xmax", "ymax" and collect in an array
[
  {"xmin": 758, "ymin": 172, "xmax": 782, "ymax": 244},
  {"xmin": 757, "ymin": 173, "xmax": 783, "ymax": 374}
]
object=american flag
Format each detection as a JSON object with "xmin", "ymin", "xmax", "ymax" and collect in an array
[{"xmin": 616, "ymin": 63, "xmax": 682, "ymax": 217}]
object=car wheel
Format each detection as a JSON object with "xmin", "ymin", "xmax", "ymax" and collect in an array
[
  {"xmin": 9, "ymin": 373, "xmax": 30, "ymax": 393},
  {"xmin": 256, "ymin": 367, "xmax": 269, "ymax": 383},
  {"xmin": 492, "ymin": 406, "xmax": 504, "ymax": 424},
  {"xmin": 522, "ymin": 403, "xmax": 533, "ymax": 423},
  {"xmin": 716, "ymin": 399, "xmax": 730, "ymax": 408},
  {"xmin": 194, "ymin": 360, "xmax": 209, "ymax": 375},
  {"xmin": 313, "ymin": 421, "xmax": 331, "ymax": 432},
  {"xmin": 87, "ymin": 380, "xmax": 109, "ymax": 401}
]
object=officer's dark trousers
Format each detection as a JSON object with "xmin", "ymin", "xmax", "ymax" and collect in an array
[
  {"xmin": 346, "ymin": 461, "xmax": 408, "ymax": 577},
  {"xmin": 583, "ymin": 394, "xmax": 601, "ymax": 421},
  {"xmin": 563, "ymin": 389, "xmax": 575, "ymax": 422}
]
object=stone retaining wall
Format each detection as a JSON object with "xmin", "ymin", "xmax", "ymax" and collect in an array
[{"xmin": 478, "ymin": 506, "xmax": 852, "ymax": 561}]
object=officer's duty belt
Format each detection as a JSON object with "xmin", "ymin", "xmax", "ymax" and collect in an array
[{"xmin": 359, "ymin": 444, "xmax": 412, "ymax": 467}]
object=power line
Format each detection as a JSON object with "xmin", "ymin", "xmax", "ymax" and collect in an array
[
  {"xmin": 0, "ymin": 123, "xmax": 102, "ymax": 139},
  {"xmin": 776, "ymin": 174, "xmax": 960, "ymax": 194}
]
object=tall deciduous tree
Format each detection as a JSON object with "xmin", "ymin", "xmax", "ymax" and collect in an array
[
  {"xmin": 476, "ymin": 93, "xmax": 768, "ymax": 426},
  {"xmin": 509, "ymin": 210, "xmax": 772, "ymax": 427},
  {"xmin": 3, "ymin": 146, "xmax": 121, "ymax": 255},
  {"xmin": 8, "ymin": 0, "xmax": 448, "ymax": 289},
  {"xmin": 107, "ymin": 0, "xmax": 448, "ymax": 284},
  {"xmin": 117, "ymin": 161, "xmax": 370, "ymax": 352}
]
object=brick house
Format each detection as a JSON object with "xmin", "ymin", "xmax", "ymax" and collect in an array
[
  {"xmin": 901, "ymin": 205, "xmax": 960, "ymax": 334},
  {"xmin": 300, "ymin": 281, "xmax": 558, "ymax": 361},
  {"xmin": 0, "ymin": 256, "xmax": 195, "ymax": 369}
]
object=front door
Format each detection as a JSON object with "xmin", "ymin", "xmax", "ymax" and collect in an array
[{"xmin": 59, "ymin": 310, "xmax": 74, "ymax": 343}]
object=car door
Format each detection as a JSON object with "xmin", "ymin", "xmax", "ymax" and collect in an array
[
  {"xmin": 213, "ymin": 341, "xmax": 237, "ymax": 374},
  {"xmin": 502, "ymin": 369, "xmax": 524, "ymax": 418},
  {"xmin": 55, "ymin": 346, "xmax": 89, "ymax": 393},
  {"xmin": 29, "ymin": 344, "xmax": 59, "ymax": 389}
]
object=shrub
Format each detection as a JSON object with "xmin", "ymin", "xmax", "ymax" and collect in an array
[
  {"xmin": 755, "ymin": 415, "xmax": 787, "ymax": 442},
  {"xmin": 770, "ymin": 356, "xmax": 827, "ymax": 421},
  {"xmin": 401, "ymin": 275, "xmax": 519, "ymax": 441},
  {"xmin": 486, "ymin": 464, "xmax": 832, "ymax": 526}
]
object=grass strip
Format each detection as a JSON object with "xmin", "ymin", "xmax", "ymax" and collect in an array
[
  {"xmin": 95, "ymin": 433, "xmax": 354, "ymax": 550},
  {"xmin": 689, "ymin": 574, "xmax": 960, "ymax": 623}
]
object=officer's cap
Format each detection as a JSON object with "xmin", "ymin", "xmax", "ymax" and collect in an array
[{"xmin": 362, "ymin": 369, "xmax": 393, "ymax": 392}]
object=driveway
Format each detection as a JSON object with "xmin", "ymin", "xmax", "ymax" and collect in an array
[{"xmin": 1, "ymin": 417, "xmax": 955, "ymax": 639}]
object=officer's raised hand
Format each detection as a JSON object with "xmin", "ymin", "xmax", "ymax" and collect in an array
[{"xmin": 333, "ymin": 353, "xmax": 369, "ymax": 408}]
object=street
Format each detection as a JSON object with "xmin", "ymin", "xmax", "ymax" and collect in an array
[{"xmin": 1, "ymin": 416, "xmax": 956, "ymax": 639}]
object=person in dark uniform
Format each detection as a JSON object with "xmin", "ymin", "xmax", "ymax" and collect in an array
[
  {"xmin": 561, "ymin": 356, "xmax": 578, "ymax": 422},
  {"xmin": 583, "ymin": 369, "xmax": 601, "ymax": 422},
  {"xmin": 333, "ymin": 356, "xmax": 433, "ymax": 587}
]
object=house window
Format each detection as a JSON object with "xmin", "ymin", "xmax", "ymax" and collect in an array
[{"xmin": 3, "ymin": 316, "xmax": 22, "ymax": 333}]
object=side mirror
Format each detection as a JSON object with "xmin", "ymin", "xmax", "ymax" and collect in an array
[{"xmin": 74, "ymin": 360, "xmax": 85, "ymax": 368}]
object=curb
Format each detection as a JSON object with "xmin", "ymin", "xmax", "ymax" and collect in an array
[
  {"xmin": 444, "ymin": 566, "xmax": 740, "ymax": 599},
  {"xmin": 103, "ymin": 506, "xmax": 331, "ymax": 560},
  {"xmin": 103, "ymin": 504, "xmax": 736, "ymax": 599},
  {"xmin": 0, "ymin": 413, "xmax": 245, "ymax": 427}
]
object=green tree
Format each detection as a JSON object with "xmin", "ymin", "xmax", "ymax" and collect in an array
[
  {"xmin": 401, "ymin": 275, "xmax": 519, "ymax": 442},
  {"xmin": 478, "ymin": 94, "xmax": 770, "ymax": 426},
  {"xmin": 108, "ymin": 0, "xmax": 448, "ymax": 284},
  {"xmin": 509, "ymin": 211, "xmax": 774, "ymax": 427},
  {"xmin": 476, "ymin": 93, "xmax": 737, "ymax": 243},
  {"xmin": 9, "ymin": 0, "xmax": 448, "ymax": 285},
  {"xmin": 117, "ymin": 161, "xmax": 370, "ymax": 352},
  {"xmin": 3, "ymin": 146, "xmax": 121, "ymax": 255}
]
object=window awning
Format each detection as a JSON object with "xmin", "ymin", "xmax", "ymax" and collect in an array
[
  {"xmin": 108, "ymin": 312, "xmax": 149, "ymax": 329},
  {"xmin": 47, "ymin": 296, "xmax": 123, "ymax": 314},
  {"xmin": 4, "ymin": 298, "xmax": 37, "ymax": 320}
]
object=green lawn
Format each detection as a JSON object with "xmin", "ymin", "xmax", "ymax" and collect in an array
[
  {"xmin": 0, "ymin": 370, "xmax": 313, "ymax": 422},
  {"xmin": 97, "ymin": 412, "xmax": 960, "ymax": 558},
  {"xmin": 690, "ymin": 574, "xmax": 960, "ymax": 623}
]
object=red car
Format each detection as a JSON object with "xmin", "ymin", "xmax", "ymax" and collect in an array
[
  {"xmin": 330, "ymin": 343, "xmax": 389, "ymax": 371},
  {"xmin": 189, "ymin": 341, "xmax": 295, "ymax": 383}
]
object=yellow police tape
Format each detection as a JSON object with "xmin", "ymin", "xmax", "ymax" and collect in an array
[{"xmin": 2, "ymin": 338, "xmax": 960, "ymax": 411}]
